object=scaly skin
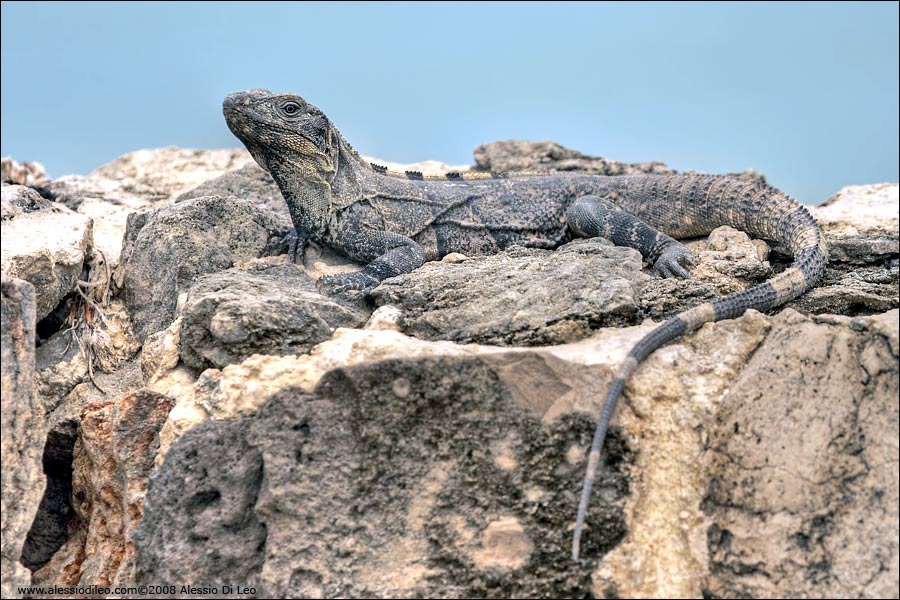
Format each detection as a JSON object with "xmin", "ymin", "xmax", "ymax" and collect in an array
[{"xmin": 223, "ymin": 89, "xmax": 828, "ymax": 561}]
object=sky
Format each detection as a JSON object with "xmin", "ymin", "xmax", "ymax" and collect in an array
[{"xmin": 1, "ymin": 1, "xmax": 898, "ymax": 205}]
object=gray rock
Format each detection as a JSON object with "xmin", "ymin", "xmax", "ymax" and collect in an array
[
  {"xmin": 48, "ymin": 148, "xmax": 255, "ymax": 270},
  {"xmin": 180, "ymin": 264, "xmax": 369, "ymax": 371},
  {"xmin": 1, "ymin": 276, "xmax": 44, "ymax": 598},
  {"xmin": 787, "ymin": 264, "xmax": 898, "ymax": 315},
  {"xmin": 1, "ymin": 183, "xmax": 53, "ymax": 220},
  {"xmin": 31, "ymin": 390, "xmax": 175, "ymax": 589},
  {"xmin": 135, "ymin": 356, "xmax": 631, "ymax": 598},
  {"xmin": 135, "ymin": 414, "xmax": 267, "ymax": 595},
  {"xmin": 177, "ymin": 163, "xmax": 290, "ymax": 230},
  {"xmin": 473, "ymin": 140, "xmax": 675, "ymax": 175},
  {"xmin": 1, "ymin": 157, "xmax": 47, "ymax": 187},
  {"xmin": 119, "ymin": 195, "xmax": 285, "ymax": 341},
  {"xmin": 371, "ymin": 238, "xmax": 650, "ymax": 345},
  {"xmin": 825, "ymin": 234, "xmax": 899, "ymax": 265},
  {"xmin": 20, "ymin": 419, "xmax": 77, "ymax": 572},
  {"xmin": 1, "ymin": 189, "xmax": 93, "ymax": 321},
  {"xmin": 704, "ymin": 309, "xmax": 899, "ymax": 599},
  {"xmin": 473, "ymin": 141, "xmax": 767, "ymax": 183}
]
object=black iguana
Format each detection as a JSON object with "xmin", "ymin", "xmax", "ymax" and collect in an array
[{"xmin": 223, "ymin": 89, "xmax": 828, "ymax": 561}]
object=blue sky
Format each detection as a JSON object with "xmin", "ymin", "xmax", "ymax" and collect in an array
[{"xmin": 1, "ymin": 1, "xmax": 897, "ymax": 204}]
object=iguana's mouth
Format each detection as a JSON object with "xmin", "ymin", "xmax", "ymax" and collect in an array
[{"xmin": 222, "ymin": 89, "xmax": 275, "ymax": 139}]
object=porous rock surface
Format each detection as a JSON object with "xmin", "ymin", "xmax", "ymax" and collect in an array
[{"xmin": 0, "ymin": 144, "xmax": 896, "ymax": 599}]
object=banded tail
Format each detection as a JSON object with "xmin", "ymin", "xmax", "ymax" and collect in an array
[{"xmin": 571, "ymin": 180, "xmax": 828, "ymax": 560}]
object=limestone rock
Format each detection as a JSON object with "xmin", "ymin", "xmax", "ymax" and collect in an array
[
  {"xmin": 0, "ymin": 276, "xmax": 44, "ymax": 598},
  {"xmin": 810, "ymin": 183, "xmax": 899, "ymax": 264},
  {"xmin": 473, "ymin": 140, "xmax": 675, "ymax": 175},
  {"xmin": 1, "ymin": 190, "xmax": 93, "ymax": 320},
  {"xmin": 1, "ymin": 157, "xmax": 48, "ymax": 187},
  {"xmin": 32, "ymin": 390, "xmax": 174, "ymax": 589},
  {"xmin": 136, "ymin": 357, "xmax": 630, "ymax": 598},
  {"xmin": 703, "ymin": 309, "xmax": 899, "ymax": 599},
  {"xmin": 176, "ymin": 163, "xmax": 289, "ymax": 229},
  {"xmin": 180, "ymin": 264, "xmax": 368, "ymax": 371},
  {"xmin": 371, "ymin": 238, "xmax": 650, "ymax": 345},
  {"xmin": 1, "ymin": 183, "xmax": 53, "ymax": 219},
  {"xmin": 119, "ymin": 195, "xmax": 285, "ymax": 340},
  {"xmin": 90, "ymin": 147, "xmax": 253, "ymax": 197},
  {"xmin": 48, "ymin": 148, "xmax": 254, "ymax": 270}
]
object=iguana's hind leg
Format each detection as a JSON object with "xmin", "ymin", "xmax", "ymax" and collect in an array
[{"xmin": 566, "ymin": 194, "xmax": 694, "ymax": 279}]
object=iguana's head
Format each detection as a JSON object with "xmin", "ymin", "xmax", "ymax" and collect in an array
[
  {"xmin": 224, "ymin": 90, "xmax": 352, "ymax": 235},
  {"xmin": 223, "ymin": 89, "xmax": 341, "ymax": 184}
]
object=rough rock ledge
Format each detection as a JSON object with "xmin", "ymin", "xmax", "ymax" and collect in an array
[{"xmin": 1, "ymin": 145, "xmax": 896, "ymax": 599}]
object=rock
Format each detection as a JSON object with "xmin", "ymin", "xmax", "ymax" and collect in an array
[
  {"xmin": 138, "ymin": 307, "xmax": 897, "ymax": 599},
  {"xmin": 136, "ymin": 356, "xmax": 631, "ymax": 598},
  {"xmin": 180, "ymin": 264, "xmax": 369, "ymax": 371},
  {"xmin": 31, "ymin": 390, "xmax": 174, "ymax": 589},
  {"xmin": 177, "ymin": 164, "xmax": 364, "ymax": 279},
  {"xmin": 810, "ymin": 183, "xmax": 899, "ymax": 264},
  {"xmin": 1, "ymin": 276, "xmax": 44, "ymax": 598},
  {"xmin": 703, "ymin": 309, "xmax": 899, "ymax": 599},
  {"xmin": 1, "ymin": 183, "xmax": 53, "ymax": 219},
  {"xmin": 19, "ymin": 419, "xmax": 77, "ymax": 573},
  {"xmin": 35, "ymin": 329, "xmax": 90, "ymax": 415},
  {"xmin": 788, "ymin": 265, "xmax": 899, "ymax": 315},
  {"xmin": 90, "ymin": 148, "xmax": 254, "ymax": 197},
  {"xmin": 777, "ymin": 183, "xmax": 900, "ymax": 316},
  {"xmin": 0, "ymin": 189, "xmax": 93, "ymax": 320},
  {"xmin": 119, "ymin": 195, "xmax": 286, "ymax": 340},
  {"xmin": 141, "ymin": 318, "xmax": 183, "ymax": 386},
  {"xmin": 371, "ymin": 238, "xmax": 650, "ymax": 345},
  {"xmin": 177, "ymin": 163, "xmax": 290, "ymax": 228},
  {"xmin": 8, "ymin": 140, "xmax": 897, "ymax": 598},
  {"xmin": 590, "ymin": 310, "xmax": 774, "ymax": 598},
  {"xmin": 48, "ymin": 148, "xmax": 255, "ymax": 270},
  {"xmin": 1, "ymin": 157, "xmax": 48, "ymax": 187},
  {"xmin": 473, "ymin": 140, "xmax": 675, "ymax": 175}
]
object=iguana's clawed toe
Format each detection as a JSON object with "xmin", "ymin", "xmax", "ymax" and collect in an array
[
  {"xmin": 263, "ymin": 230, "xmax": 308, "ymax": 264},
  {"xmin": 652, "ymin": 246, "xmax": 695, "ymax": 279}
]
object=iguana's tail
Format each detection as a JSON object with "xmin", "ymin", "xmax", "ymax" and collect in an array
[{"xmin": 571, "ymin": 194, "xmax": 828, "ymax": 560}]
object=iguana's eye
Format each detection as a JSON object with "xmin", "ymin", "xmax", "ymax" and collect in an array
[{"xmin": 281, "ymin": 102, "xmax": 301, "ymax": 116}]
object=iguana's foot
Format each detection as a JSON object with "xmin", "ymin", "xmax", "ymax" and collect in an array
[
  {"xmin": 263, "ymin": 230, "xmax": 308, "ymax": 263},
  {"xmin": 652, "ymin": 245, "xmax": 695, "ymax": 279},
  {"xmin": 316, "ymin": 271, "xmax": 380, "ymax": 297}
]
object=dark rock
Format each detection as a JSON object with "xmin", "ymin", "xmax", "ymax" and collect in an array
[
  {"xmin": 1, "ymin": 275, "xmax": 44, "ymax": 597},
  {"xmin": 371, "ymin": 238, "xmax": 650, "ymax": 345},
  {"xmin": 825, "ymin": 234, "xmax": 899, "ymax": 265},
  {"xmin": 135, "ymin": 356, "xmax": 631, "ymax": 598},
  {"xmin": 20, "ymin": 420, "xmax": 77, "ymax": 571},
  {"xmin": 787, "ymin": 264, "xmax": 899, "ymax": 315},
  {"xmin": 180, "ymin": 264, "xmax": 369, "ymax": 371},
  {"xmin": 1, "ymin": 184, "xmax": 53, "ymax": 219},
  {"xmin": 119, "ymin": 195, "xmax": 285, "ymax": 341},
  {"xmin": 135, "ymin": 418, "xmax": 267, "ymax": 595},
  {"xmin": 177, "ymin": 163, "xmax": 290, "ymax": 229},
  {"xmin": 473, "ymin": 140, "xmax": 675, "ymax": 175}
]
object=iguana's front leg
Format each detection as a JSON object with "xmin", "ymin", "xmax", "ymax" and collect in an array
[
  {"xmin": 318, "ymin": 228, "xmax": 426, "ymax": 296},
  {"xmin": 567, "ymin": 194, "xmax": 694, "ymax": 278}
]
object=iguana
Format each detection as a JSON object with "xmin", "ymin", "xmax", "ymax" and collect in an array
[{"xmin": 223, "ymin": 89, "xmax": 828, "ymax": 561}]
